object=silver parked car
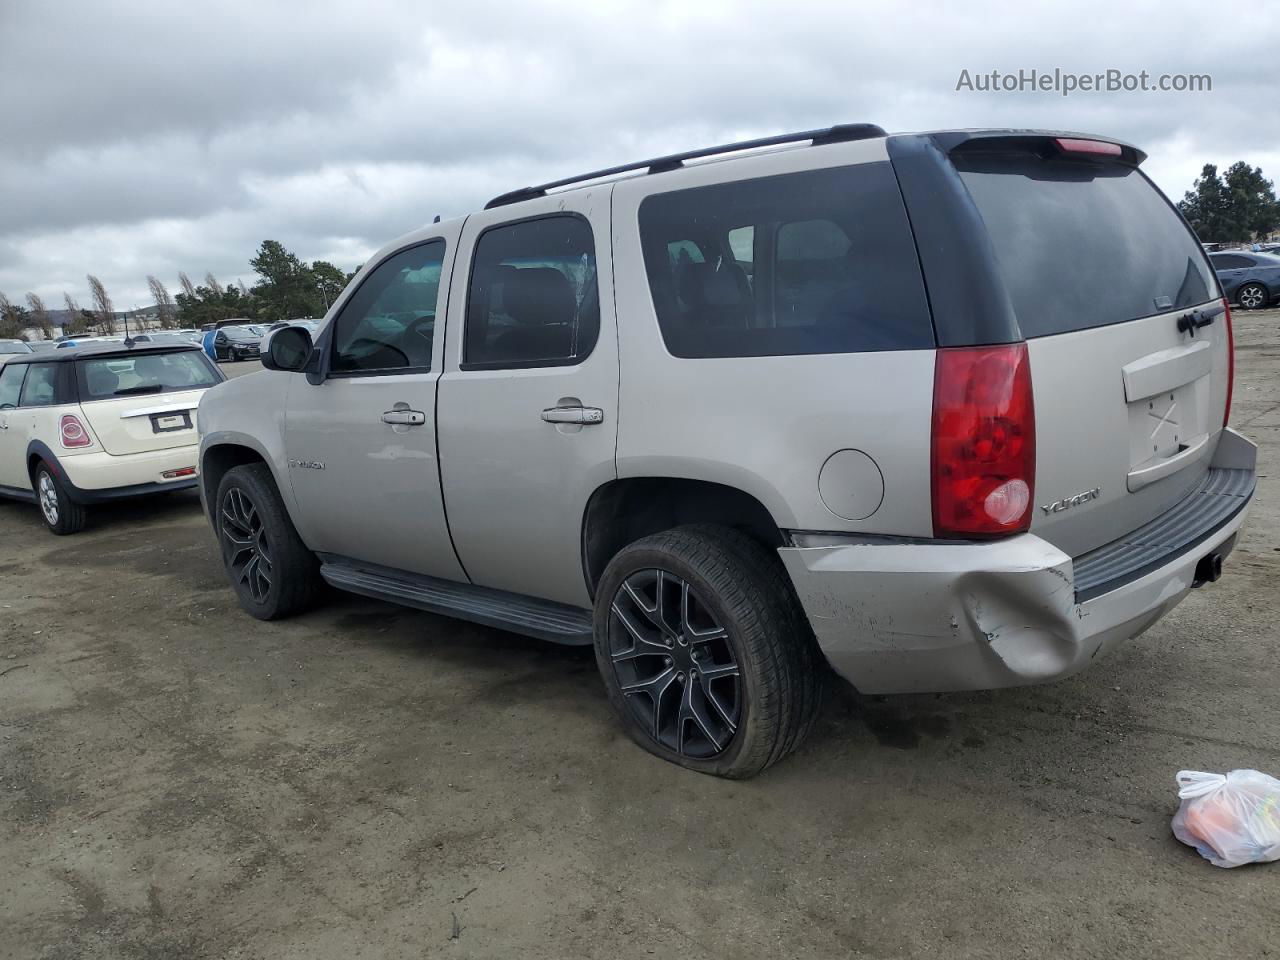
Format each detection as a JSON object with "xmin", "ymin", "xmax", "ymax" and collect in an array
[{"xmin": 197, "ymin": 125, "xmax": 1255, "ymax": 778}]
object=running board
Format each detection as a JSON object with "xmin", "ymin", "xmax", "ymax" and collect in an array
[{"xmin": 318, "ymin": 557, "xmax": 594, "ymax": 645}]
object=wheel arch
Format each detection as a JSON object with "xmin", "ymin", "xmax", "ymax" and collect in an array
[
  {"xmin": 581, "ymin": 477, "xmax": 786, "ymax": 599},
  {"xmin": 200, "ymin": 440, "xmax": 272, "ymax": 524}
]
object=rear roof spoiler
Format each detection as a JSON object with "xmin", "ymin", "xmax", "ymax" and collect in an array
[{"xmin": 925, "ymin": 129, "xmax": 1146, "ymax": 166}]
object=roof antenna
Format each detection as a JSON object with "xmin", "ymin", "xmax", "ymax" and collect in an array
[{"xmin": 123, "ymin": 310, "xmax": 134, "ymax": 347}]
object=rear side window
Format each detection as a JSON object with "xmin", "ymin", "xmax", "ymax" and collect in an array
[
  {"xmin": 0, "ymin": 364, "xmax": 25, "ymax": 408},
  {"xmin": 464, "ymin": 215, "xmax": 599, "ymax": 369},
  {"xmin": 19, "ymin": 364, "xmax": 60, "ymax": 406},
  {"xmin": 955, "ymin": 154, "xmax": 1216, "ymax": 338},
  {"xmin": 1211, "ymin": 254, "xmax": 1252, "ymax": 269},
  {"xmin": 78, "ymin": 351, "xmax": 219, "ymax": 400},
  {"xmin": 638, "ymin": 163, "xmax": 934, "ymax": 358}
]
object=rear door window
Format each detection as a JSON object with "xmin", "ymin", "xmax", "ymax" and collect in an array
[
  {"xmin": 954, "ymin": 153, "xmax": 1216, "ymax": 338},
  {"xmin": 18, "ymin": 364, "xmax": 59, "ymax": 406},
  {"xmin": 1211, "ymin": 254, "xmax": 1252, "ymax": 269},
  {"xmin": 638, "ymin": 163, "xmax": 934, "ymax": 358}
]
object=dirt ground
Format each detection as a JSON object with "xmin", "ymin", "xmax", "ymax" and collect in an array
[{"xmin": 3, "ymin": 315, "xmax": 1279, "ymax": 960}]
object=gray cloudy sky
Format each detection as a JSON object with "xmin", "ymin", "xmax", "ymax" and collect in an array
[{"xmin": 2, "ymin": 0, "xmax": 1278, "ymax": 311}]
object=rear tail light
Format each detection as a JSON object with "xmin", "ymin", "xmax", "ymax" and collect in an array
[
  {"xmin": 1222, "ymin": 297, "xmax": 1234, "ymax": 427},
  {"xmin": 60, "ymin": 414, "xmax": 92, "ymax": 448},
  {"xmin": 931, "ymin": 343, "xmax": 1036, "ymax": 538}
]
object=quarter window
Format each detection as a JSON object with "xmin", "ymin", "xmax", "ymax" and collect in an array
[
  {"xmin": 464, "ymin": 216, "xmax": 599, "ymax": 368},
  {"xmin": 638, "ymin": 163, "xmax": 934, "ymax": 358},
  {"xmin": 331, "ymin": 240, "xmax": 445, "ymax": 373},
  {"xmin": 18, "ymin": 364, "xmax": 59, "ymax": 406},
  {"xmin": 0, "ymin": 365, "xmax": 24, "ymax": 409}
]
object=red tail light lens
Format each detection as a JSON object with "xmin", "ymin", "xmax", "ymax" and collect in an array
[
  {"xmin": 1222, "ymin": 297, "xmax": 1234, "ymax": 427},
  {"xmin": 60, "ymin": 414, "xmax": 92, "ymax": 448},
  {"xmin": 1054, "ymin": 137, "xmax": 1123, "ymax": 157},
  {"xmin": 931, "ymin": 343, "xmax": 1036, "ymax": 538}
]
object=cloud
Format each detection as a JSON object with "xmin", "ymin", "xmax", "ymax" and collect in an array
[{"xmin": 2, "ymin": 0, "xmax": 1278, "ymax": 307}]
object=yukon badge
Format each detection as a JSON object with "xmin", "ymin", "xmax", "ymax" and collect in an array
[
  {"xmin": 1041, "ymin": 487, "xmax": 1101, "ymax": 515},
  {"xmin": 288, "ymin": 459, "xmax": 325, "ymax": 471}
]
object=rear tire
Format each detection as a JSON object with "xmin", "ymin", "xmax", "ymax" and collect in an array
[
  {"xmin": 34, "ymin": 463, "xmax": 86, "ymax": 535},
  {"xmin": 1237, "ymin": 282, "xmax": 1268, "ymax": 310},
  {"xmin": 592, "ymin": 524, "xmax": 824, "ymax": 779},
  {"xmin": 216, "ymin": 463, "xmax": 321, "ymax": 620}
]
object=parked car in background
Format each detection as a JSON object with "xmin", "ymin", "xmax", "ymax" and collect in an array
[
  {"xmin": 199, "ymin": 125, "xmax": 1253, "ymax": 778},
  {"xmin": 56, "ymin": 336, "xmax": 124, "ymax": 349},
  {"xmin": 132, "ymin": 332, "xmax": 195, "ymax": 345},
  {"xmin": 0, "ymin": 341, "xmax": 224, "ymax": 534},
  {"xmin": 0, "ymin": 340, "xmax": 34, "ymax": 366},
  {"xmin": 1208, "ymin": 251, "xmax": 1280, "ymax": 309},
  {"xmin": 212, "ymin": 325, "xmax": 263, "ymax": 361},
  {"xmin": 26, "ymin": 341, "xmax": 57, "ymax": 353}
]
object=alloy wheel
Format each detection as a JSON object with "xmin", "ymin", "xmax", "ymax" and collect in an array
[
  {"xmin": 220, "ymin": 487, "xmax": 273, "ymax": 603},
  {"xmin": 607, "ymin": 569, "xmax": 741, "ymax": 758},
  {"xmin": 1240, "ymin": 285, "xmax": 1266, "ymax": 309},
  {"xmin": 38, "ymin": 472, "xmax": 58, "ymax": 526}
]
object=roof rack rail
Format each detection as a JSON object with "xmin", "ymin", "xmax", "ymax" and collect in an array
[{"xmin": 484, "ymin": 122, "xmax": 886, "ymax": 209}]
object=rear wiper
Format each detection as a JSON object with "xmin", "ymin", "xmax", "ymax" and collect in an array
[
  {"xmin": 1177, "ymin": 303, "xmax": 1225, "ymax": 337},
  {"xmin": 112, "ymin": 384, "xmax": 164, "ymax": 395}
]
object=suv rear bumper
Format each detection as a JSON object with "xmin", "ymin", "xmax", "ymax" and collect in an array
[{"xmin": 779, "ymin": 429, "xmax": 1257, "ymax": 694}]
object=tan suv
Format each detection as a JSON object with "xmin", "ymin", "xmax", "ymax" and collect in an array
[{"xmin": 198, "ymin": 124, "xmax": 1255, "ymax": 777}]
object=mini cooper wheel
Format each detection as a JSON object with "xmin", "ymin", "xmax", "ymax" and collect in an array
[
  {"xmin": 34, "ymin": 463, "xmax": 86, "ymax": 535},
  {"xmin": 1237, "ymin": 282, "xmax": 1268, "ymax": 310},
  {"xmin": 593, "ymin": 525, "xmax": 824, "ymax": 778},
  {"xmin": 216, "ymin": 463, "xmax": 321, "ymax": 620}
]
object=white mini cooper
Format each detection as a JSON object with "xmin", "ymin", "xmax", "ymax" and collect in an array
[{"xmin": 0, "ymin": 341, "xmax": 223, "ymax": 534}]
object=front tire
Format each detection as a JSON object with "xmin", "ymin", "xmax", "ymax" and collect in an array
[
  {"xmin": 34, "ymin": 463, "xmax": 86, "ymax": 535},
  {"xmin": 592, "ymin": 525, "xmax": 824, "ymax": 778},
  {"xmin": 1237, "ymin": 282, "xmax": 1269, "ymax": 310},
  {"xmin": 216, "ymin": 463, "xmax": 321, "ymax": 620}
]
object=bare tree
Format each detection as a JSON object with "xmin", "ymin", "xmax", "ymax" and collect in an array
[
  {"xmin": 147, "ymin": 275, "xmax": 177, "ymax": 329},
  {"xmin": 63, "ymin": 292, "xmax": 87, "ymax": 335},
  {"xmin": 87, "ymin": 274, "xmax": 117, "ymax": 334},
  {"xmin": 179, "ymin": 272, "xmax": 198, "ymax": 300},
  {"xmin": 0, "ymin": 290, "xmax": 23, "ymax": 339},
  {"xmin": 25, "ymin": 292, "xmax": 54, "ymax": 340},
  {"xmin": 204, "ymin": 272, "xmax": 223, "ymax": 296},
  {"xmin": 237, "ymin": 279, "xmax": 250, "ymax": 298}
]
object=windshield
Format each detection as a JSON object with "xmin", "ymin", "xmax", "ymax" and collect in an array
[
  {"xmin": 78, "ymin": 350, "xmax": 220, "ymax": 400},
  {"xmin": 0, "ymin": 341, "xmax": 33, "ymax": 355},
  {"xmin": 955, "ymin": 153, "xmax": 1216, "ymax": 337},
  {"xmin": 220, "ymin": 326, "xmax": 258, "ymax": 340}
]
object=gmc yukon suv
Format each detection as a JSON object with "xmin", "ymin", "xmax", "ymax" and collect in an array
[{"xmin": 197, "ymin": 125, "xmax": 1255, "ymax": 778}]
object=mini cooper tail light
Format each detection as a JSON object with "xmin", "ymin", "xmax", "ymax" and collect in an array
[
  {"xmin": 931, "ymin": 343, "xmax": 1036, "ymax": 538},
  {"xmin": 1222, "ymin": 297, "xmax": 1234, "ymax": 427},
  {"xmin": 60, "ymin": 414, "xmax": 92, "ymax": 448}
]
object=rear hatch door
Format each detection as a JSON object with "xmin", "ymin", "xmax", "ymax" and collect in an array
[
  {"xmin": 76, "ymin": 350, "xmax": 219, "ymax": 455},
  {"xmin": 952, "ymin": 139, "xmax": 1230, "ymax": 558}
]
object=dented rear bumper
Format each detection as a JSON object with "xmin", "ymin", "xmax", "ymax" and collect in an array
[{"xmin": 780, "ymin": 429, "xmax": 1256, "ymax": 694}]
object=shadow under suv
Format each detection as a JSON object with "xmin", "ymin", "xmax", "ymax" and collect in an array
[{"xmin": 197, "ymin": 125, "xmax": 1255, "ymax": 778}]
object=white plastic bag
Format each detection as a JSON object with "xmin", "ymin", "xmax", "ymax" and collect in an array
[{"xmin": 1172, "ymin": 769, "xmax": 1280, "ymax": 868}]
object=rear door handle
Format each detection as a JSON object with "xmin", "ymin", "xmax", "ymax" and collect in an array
[
  {"xmin": 541, "ymin": 405, "xmax": 604, "ymax": 425},
  {"xmin": 381, "ymin": 409, "xmax": 426, "ymax": 426}
]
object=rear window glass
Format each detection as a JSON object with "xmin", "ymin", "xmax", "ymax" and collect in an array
[
  {"xmin": 78, "ymin": 351, "xmax": 219, "ymax": 400},
  {"xmin": 638, "ymin": 163, "xmax": 934, "ymax": 358},
  {"xmin": 955, "ymin": 154, "xmax": 1215, "ymax": 338}
]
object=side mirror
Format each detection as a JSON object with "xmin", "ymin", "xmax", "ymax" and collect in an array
[{"xmin": 262, "ymin": 326, "xmax": 313, "ymax": 373}]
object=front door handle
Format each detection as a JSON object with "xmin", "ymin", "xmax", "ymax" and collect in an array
[
  {"xmin": 541, "ymin": 405, "xmax": 604, "ymax": 425},
  {"xmin": 381, "ymin": 409, "xmax": 426, "ymax": 426}
]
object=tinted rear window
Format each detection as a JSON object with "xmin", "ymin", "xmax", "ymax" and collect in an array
[
  {"xmin": 955, "ymin": 154, "xmax": 1215, "ymax": 338},
  {"xmin": 638, "ymin": 163, "xmax": 934, "ymax": 358},
  {"xmin": 78, "ymin": 351, "xmax": 220, "ymax": 400}
]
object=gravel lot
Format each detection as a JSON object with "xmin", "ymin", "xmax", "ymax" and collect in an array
[{"xmin": 3, "ymin": 316, "xmax": 1278, "ymax": 959}]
